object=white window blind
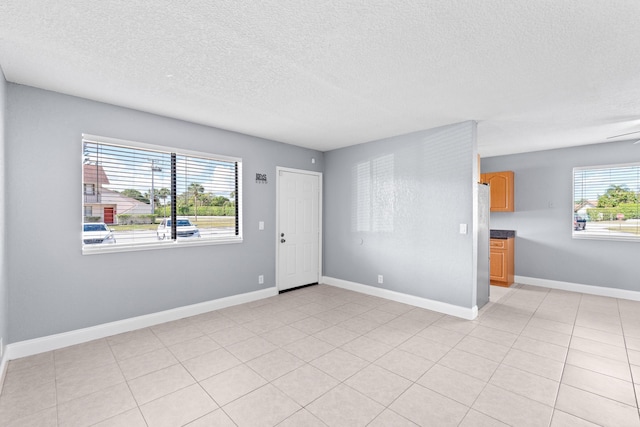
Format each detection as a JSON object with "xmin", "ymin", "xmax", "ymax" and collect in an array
[
  {"xmin": 82, "ymin": 135, "xmax": 242, "ymax": 253},
  {"xmin": 573, "ymin": 163, "xmax": 640, "ymax": 241}
]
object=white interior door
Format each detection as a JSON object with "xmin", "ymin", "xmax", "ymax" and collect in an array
[{"xmin": 277, "ymin": 169, "xmax": 321, "ymax": 291}]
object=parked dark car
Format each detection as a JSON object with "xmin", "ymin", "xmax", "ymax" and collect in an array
[{"xmin": 574, "ymin": 215, "xmax": 586, "ymax": 231}]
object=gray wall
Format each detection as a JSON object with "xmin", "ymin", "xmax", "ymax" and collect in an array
[
  {"xmin": 0, "ymin": 68, "xmax": 7, "ymax": 355},
  {"xmin": 6, "ymin": 84, "xmax": 323, "ymax": 343},
  {"xmin": 323, "ymin": 122, "xmax": 478, "ymax": 309},
  {"xmin": 483, "ymin": 141, "xmax": 640, "ymax": 292}
]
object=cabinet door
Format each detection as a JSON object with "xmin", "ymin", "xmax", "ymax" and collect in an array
[
  {"xmin": 485, "ymin": 171, "xmax": 514, "ymax": 212},
  {"xmin": 490, "ymin": 238, "xmax": 514, "ymax": 287},
  {"xmin": 490, "ymin": 249, "xmax": 507, "ymax": 282}
]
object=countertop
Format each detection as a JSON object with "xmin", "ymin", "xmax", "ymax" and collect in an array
[{"xmin": 490, "ymin": 229, "xmax": 516, "ymax": 239}]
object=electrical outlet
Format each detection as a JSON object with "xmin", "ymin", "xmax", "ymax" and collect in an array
[
  {"xmin": 378, "ymin": 275, "xmax": 383, "ymax": 284},
  {"xmin": 258, "ymin": 275, "xmax": 264, "ymax": 284}
]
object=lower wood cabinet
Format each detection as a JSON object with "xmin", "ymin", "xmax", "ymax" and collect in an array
[{"xmin": 490, "ymin": 238, "xmax": 514, "ymax": 287}]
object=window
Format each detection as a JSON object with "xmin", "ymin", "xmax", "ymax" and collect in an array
[
  {"xmin": 573, "ymin": 163, "xmax": 640, "ymax": 241},
  {"xmin": 82, "ymin": 134, "xmax": 242, "ymax": 253}
]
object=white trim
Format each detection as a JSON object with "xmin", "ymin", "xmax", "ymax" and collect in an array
[
  {"xmin": 4, "ymin": 287, "xmax": 278, "ymax": 362},
  {"xmin": 515, "ymin": 275, "xmax": 640, "ymax": 301},
  {"xmin": 82, "ymin": 236, "xmax": 243, "ymax": 255},
  {"xmin": 276, "ymin": 167, "xmax": 323, "ymax": 292},
  {"xmin": 0, "ymin": 352, "xmax": 7, "ymax": 397},
  {"xmin": 322, "ymin": 276, "xmax": 478, "ymax": 320}
]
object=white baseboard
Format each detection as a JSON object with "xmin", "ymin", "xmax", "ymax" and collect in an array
[
  {"xmin": 5, "ymin": 287, "xmax": 278, "ymax": 362},
  {"xmin": 322, "ymin": 276, "xmax": 478, "ymax": 320},
  {"xmin": 515, "ymin": 276, "xmax": 640, "ymax": 301}
]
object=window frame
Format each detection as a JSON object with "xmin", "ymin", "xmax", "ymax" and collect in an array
[
  {"xmin": 81, "ymin": 133, "xmax": 243, "ymax": 255},
  {"xmin": 572, "ymin": 162, "xmax": 640, "ymax": 242}
]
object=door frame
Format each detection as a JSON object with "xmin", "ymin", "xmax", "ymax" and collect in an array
[{"xmin": 275, "ymin": 166, "xmax": 323, "ymax": 292}]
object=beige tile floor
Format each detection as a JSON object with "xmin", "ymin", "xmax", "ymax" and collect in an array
[{"xmin": 1, "ymin": 283, "xmax": 639, "ymax": 427}]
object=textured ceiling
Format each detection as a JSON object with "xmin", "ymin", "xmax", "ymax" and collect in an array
[{"xmin": 1, "ymin": 1, "xmax": 640, "ymax": 156}]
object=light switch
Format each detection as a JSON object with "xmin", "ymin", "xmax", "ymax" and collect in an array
[
  {"xmin": 259, "ymin": 221, "xmax": 264, "ymax": 230},
  {"xmin": 459, "ymin": 224, "xmax": 468, "ymax": 234}
]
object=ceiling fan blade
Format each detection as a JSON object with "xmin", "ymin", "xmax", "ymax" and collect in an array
[{"xmin": 607, "ymin": 130, "xmax": 640, "ymax": 139}]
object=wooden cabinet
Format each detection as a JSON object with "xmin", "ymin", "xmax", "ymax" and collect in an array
[
  {"xmin": 481, "ymin": 171, "xmax": 514, "ymax": 212},
  {"xmin": 490, "ymin": 238, "xmax": 514, "ymax": 287}
]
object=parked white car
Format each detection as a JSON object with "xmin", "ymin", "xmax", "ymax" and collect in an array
[
  {"xmin": 157, "ymin": 217, "xmax": 201, "ymax": 240},
  {"xmin": 83, "ymin": 223, "xmax": 116, "ymax": 244}
]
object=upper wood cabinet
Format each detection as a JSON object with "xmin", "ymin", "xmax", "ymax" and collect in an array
[{"xmin": 481, "ymin": 171, "xmax": 514, "ymax": 212}]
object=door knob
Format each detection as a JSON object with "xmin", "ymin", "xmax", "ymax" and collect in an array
[
  {"xmin": 281, "ymin": 233, "xmax": 285, "ymax": 237},
  {"xmin": 281, "ymin": 239, "xmax": 286, "ymax": 243}
]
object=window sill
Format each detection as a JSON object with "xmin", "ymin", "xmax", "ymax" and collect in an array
[
  {"xmin": 572, "ymin": 233, "xmax": 640, "ymax": 243},
  {"xmin": 82, "ymin": 236, "xmax": 243, "ymax": 255}
]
